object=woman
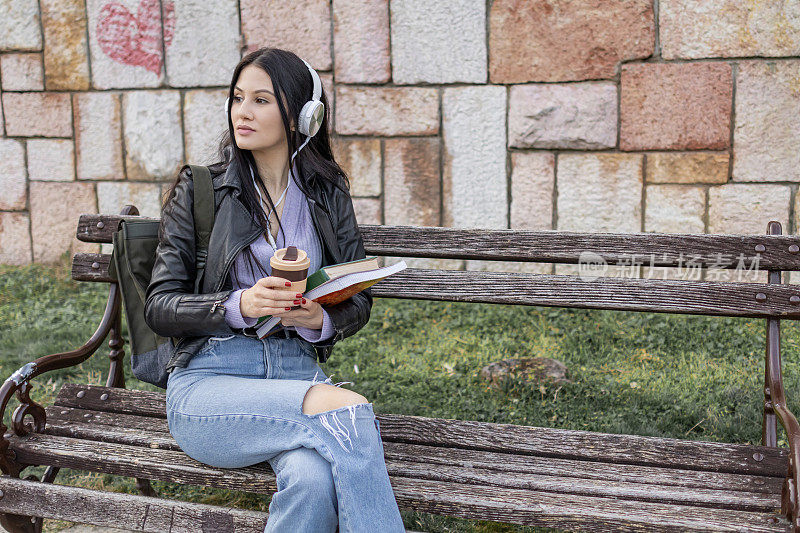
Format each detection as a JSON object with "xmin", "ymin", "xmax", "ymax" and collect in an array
[{"xmin": 144, "ymin": 47, "xmax": 405, "ymax": 532}]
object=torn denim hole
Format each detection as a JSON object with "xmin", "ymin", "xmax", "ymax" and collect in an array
[
  {"xmin": 311, "ymin": 371, "xmax": 351, "ymax": 388},
  {"xmin": 316, "ymin": 403, "xmax": 373, "ymax": 453},
  {"xmin": 320, "ymin": 410, "xmax": 352, "ymax": 452}
]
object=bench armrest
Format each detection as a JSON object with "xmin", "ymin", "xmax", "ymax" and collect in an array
[{"xmin": 0, "ymin": 282, "xmax": 122, "ymax": 472}]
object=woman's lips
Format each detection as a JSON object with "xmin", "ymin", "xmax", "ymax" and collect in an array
[{"xmin": 236, "ymin": 126, "xmax": 255, "ymax": 135}]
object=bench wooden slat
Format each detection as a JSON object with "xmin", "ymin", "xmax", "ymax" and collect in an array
[
  {"xmin": 53, "ymin": 385, "xmax": 786, "ymax": 477},
  {"xmin": 8, "ymin": 433, "xmax": 789, "ymax": 532},
  {"xmin": 0, "ymin": 477, "xmax": 268, "ymax": 533},
  {"xmin": 69, "ymin": 256, "xmax": 800, "ymax": 318},
  {"xmin": 43, "ymin": 405, "xmax": 784, "ymax": 495},
  {"xmin": 38, "ymin": 416, "xmax": 780, "ymax": 512},
  {"xmin": 77, "ymin": 214, "xmax": 800, "ymax": 271}
]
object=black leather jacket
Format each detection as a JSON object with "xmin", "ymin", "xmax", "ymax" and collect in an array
[{"xmin": 143, "ymin": 160, "xmax": 372, "ymax": 372}]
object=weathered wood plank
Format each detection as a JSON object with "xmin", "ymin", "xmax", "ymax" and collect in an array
[
  {"xmin": 7, "ymin": 434, "xmax": 789, "ymax": 532},
  {"xmin": 0, "ymin": 477, "xmax": 268, "ymax": 532},
  {"xmin": 391, "ymin": 476, "xmax": 790, "ymax": 533},
  {"xmin": 53, "ymin": 385, "xmax": 787, "ymax": 477},
  {"xmin": 67, "ymin": 256, "xmax": 800, "ymax": 317},
  {"xmin": 33, "ymin": 421, "xmax": 782, "ymax": 512},
  {"xmin": 71, "ymin": 253, "xmax": 113, "ymax": 282},
  {"xmin": 55, "ymin": 384, "xmax": 166, "ymax": 417},
  {"xmin": 77, "ymin": 214, "xmax": 800, "ymax": 271},
  {"xmin": 374, "ymin": 412, "xmax": 787, "ymax": 477},
  {"xmin": 42, "ymin": 406, "xmax": 783, "ymax": 495}
]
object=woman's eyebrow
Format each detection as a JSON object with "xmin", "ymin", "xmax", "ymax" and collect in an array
[{"xmin": 234, "ymin": 86, "xmax": 275, "ymax": 96}]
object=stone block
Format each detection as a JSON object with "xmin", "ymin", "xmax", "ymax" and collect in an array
[
  {"xmin": 384, "ymin": 137, "xmax": 440, "ymax": 227},
  {"xmin": 465, "ymin": 259, "xmax": 553, "ymax": 275},
  {"xmin": 510, "ymin": 152, "xmax": 554, "ymax": 230},
  {"xmin": 390, "ymin": 0, "xmax": 486, "ymax": 84},
  {"xmin": 0, "ymin": 0, "xmax": 42, "ymax": 51},
  {"xmin": 733, "ymin": 60, "xmax": 800, "ymax": 182},
  {"xmin": 352, "ymin": 197, "xmax": 381, "ymax": 225},
  {"xmin": 508, "ymin": 82, "xmax": 617, "ymax": 150},
  {"xmin": 647, "ymin": 152, "xmax": 729, "ymax": 184},
  {"xmin": 165, "ymin": 0, "xmax": 240, "ymax": 87},
  {"xmin": 707, "ymin": 183, "xmax": 788, "ymax": 282},
  {"xmin": 74, "ymin": 92, "xmax": 124, "ymax": 180},
  {"xmin": 555, "ymin": 262, "xmax": 642, "ymax": 280},
  {"xmin": 85, "ymin": 0, "xmax": 170, "ymax": 89},
  {"xmin": 620, "ymin": 62, "xmax": 732, "ymax": 151},
  {"xmin": 240, "ymin": 0, "xmax": 331, "ymax": 70},
  {"xmin": 708, "ymin": 183, "xmax": 790, "ymax": 235},
  {"xmin": 335, "ymin": 86, "xmax": 438, "ymax": 136},
  {"xmin": 30, "ymin": 181, "xmax": 98, "ymax": 264},
  {"xmin": 442, "ymin": 85, "xmax": 507, "ymax": 229},
  {"xmin": 382, "ymin": 255, "xmax": 465, "ymax": 271},
  {"xmin": 331, "ymin": 137, "xmax": 382, "ymax": 197},
  {"xmin": 644, "ymin": 185, "xmax": 705, "ymax": 234},
  {"xmin": 489, "ymin": 0, "xmax": 654, "ymax": 82},
  {"xmin": 97, "ymin": 181, "xmax": 161, "ymax": 218},
  {"xmin": 660, "ymin": 1, "xmax": 800, "ymax": 60},
  {"xmin": 333, "ymin": 0, "xmax": 390, "ymax": 83},
  {"xmin": 0, "ymin": 212, "xmax": 32, "ymax": 265},
  {"xmin": 122, "ymin": 90, "xmax": 182, "ymax": 180},
  {"xmin": 40, "ymin": 0, "xmax": 90, "ymax": 90},
  {"xmin": 557, "ymin": 153, "xmax": 643, "ymax": 233},
  {"xmin": 2, "ymin": 92, "xmax": 72, "ymax": 137},
  {"xmin": 0, "ymin": 53, "xmax": 44, "ymax": 91},
  {"xmin": 27, "ymin": 139, "xmax": 75, "ymax": 181},
  {"xmin": 0, "ymin": 139, "xmax": 27, "ymax": 210},
  {"xmin": 183, "ymin": 89, "xmax": 228, "ymax": 165},
  {"xmin": 642, "ymin": 265, "xmax": 703, "ymax": 282}
]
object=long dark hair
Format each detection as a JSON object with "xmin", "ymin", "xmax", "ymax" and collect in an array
[{"xmin": 160, "ymin": 47, "xmax": 351, "ymax": 285}]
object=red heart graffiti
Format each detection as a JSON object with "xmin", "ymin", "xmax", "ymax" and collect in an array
[{"xmin": 96, "ymin": 0, "xmax": 175, "ymax": 75}]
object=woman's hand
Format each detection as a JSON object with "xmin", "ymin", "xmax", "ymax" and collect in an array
[
  {"xmin": 279, "ymin": 296, "xmax": 324, "ymax": 330},
  {"xmin": 240, "ymin": 276, "xmax": 323, "ymax": 329},
  {"xmin": 240, "ymin": 276, "xmax": 302, "ymax": 318}
]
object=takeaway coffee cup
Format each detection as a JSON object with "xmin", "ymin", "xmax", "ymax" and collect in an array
[{"xmin": 270, "ymin": 246, "xmax": 310, "ymax": 299}]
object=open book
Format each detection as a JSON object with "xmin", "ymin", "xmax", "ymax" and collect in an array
[{"xmin": 255, "ymin": 257, "xmax": 407, "ymax": 339}]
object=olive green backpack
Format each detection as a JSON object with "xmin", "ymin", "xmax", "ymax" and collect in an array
[{"xmin": 108, "ymin": 165, "xmax": 214, "ymax": 389}]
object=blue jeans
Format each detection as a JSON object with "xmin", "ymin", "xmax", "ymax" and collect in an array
[{"xmin": 165, "ymin": 332, "xmax": 405, "ymax": 533}]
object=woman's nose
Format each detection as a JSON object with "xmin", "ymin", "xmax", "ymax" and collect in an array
[{"xmin": 235, "ymin": 100, "xmax": 254, "ymax": 119}]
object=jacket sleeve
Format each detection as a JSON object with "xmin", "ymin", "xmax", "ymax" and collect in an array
[
  {"xmin": 144, "ymin": 166, "xmax": 236, "ymax": 338},
  {"xmin": 311, "ymin": 184, "xmax": 373, "ymax": 347}
]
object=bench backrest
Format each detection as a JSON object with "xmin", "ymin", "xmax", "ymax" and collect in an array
[{"xmin": 74, "ymin": 213, "xmax": 800, "ymax": 320}]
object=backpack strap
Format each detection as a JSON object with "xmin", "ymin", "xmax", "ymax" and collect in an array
[{"xmin": 187, "ymin": 164, "xmax": 214, "ymax": 293}]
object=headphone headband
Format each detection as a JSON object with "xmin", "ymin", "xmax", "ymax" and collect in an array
[{"xmin": 301, "ymin": 58, "xmax": 322, "ymax": 104}]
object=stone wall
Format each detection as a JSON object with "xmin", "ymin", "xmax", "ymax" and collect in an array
[{"xmin": 0, "ymin": 1, "xmax": 798, "ymax": 283}]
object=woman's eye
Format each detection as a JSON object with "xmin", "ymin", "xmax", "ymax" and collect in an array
[
  {"xmin": 233, "ymin": 95, "xmax": 243, "ymax": 102},
  {"xmin": 256, "ymin": 98, "xmax": 268, "ymax": 104}
]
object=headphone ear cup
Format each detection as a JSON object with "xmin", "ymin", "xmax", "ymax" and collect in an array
[{"xmin": 298, "ymin": 100, "xmax": 324, "ymax": 137}]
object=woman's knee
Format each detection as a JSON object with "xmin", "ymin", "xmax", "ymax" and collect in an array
[{"xmin": 302, "ymin": 383, "xmax": 369, "ymax": 415}]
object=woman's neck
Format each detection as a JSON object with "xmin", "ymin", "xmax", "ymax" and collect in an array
[{"xmin": 251, "ymin": 147, "xmax": 290, "ymax": 199}]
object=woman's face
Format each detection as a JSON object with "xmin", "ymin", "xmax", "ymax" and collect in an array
[{"xmin": 231, "ymin": 64, "xmax": 289, "ymax": 154}]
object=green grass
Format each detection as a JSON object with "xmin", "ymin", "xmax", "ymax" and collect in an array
[{"xmin": 1, "ymin": 254, "xmax": 797, "ymax": 532}]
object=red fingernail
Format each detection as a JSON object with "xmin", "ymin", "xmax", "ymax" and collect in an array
[
  {"xmin": 293, "ymin": 300, "xmax": 301, "ymax": 304},
  {"xmin": 285, "ymin": 282, "xmax": 291, "ymax": 287},
  {"xmin": 285, "ymin": 307, "xmax": 291, "ymax": 310},
  {"xmin": 302, "ymin": 299, "xmax": 306, "ymax": 304}
]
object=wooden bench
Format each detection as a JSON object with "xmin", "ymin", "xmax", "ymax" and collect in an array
[{"xmin": 0, "ymin": 206, "xmax": 797, "ymax": 532}]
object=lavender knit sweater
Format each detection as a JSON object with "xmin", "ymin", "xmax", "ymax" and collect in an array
[{"xmin": 223, "ymin": 165, "xmax": 335, "ymax": 342}]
